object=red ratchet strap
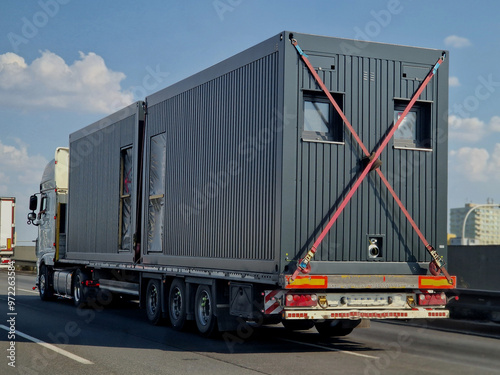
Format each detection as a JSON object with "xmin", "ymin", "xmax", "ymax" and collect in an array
[{"xmin": 290, "ymin": 38, "xmax": 452, "ymax": 283}]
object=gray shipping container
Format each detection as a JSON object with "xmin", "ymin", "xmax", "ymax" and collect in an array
[
  {"xmin": 66, "ymin": 102, "xmax": 145, "ymax": 263},
  {"xmin": 66, "ymin": 32, "xmax": 448, "ymax": 280}
]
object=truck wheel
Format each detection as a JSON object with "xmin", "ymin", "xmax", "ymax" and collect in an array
[
  {"xmin": 194, "ymin": 285, "xmax": 217, "ymax": 337},
  {"xmin": 146, "ymin": 279, "xmax": 164, "ymax": 325},
  {"xmin": 73, "ymin": 269, "xmax": 88, "ymax": 308},
  {"xmin": 315, "ymin": 320, "xmax": 358, "ymax": 337},
  {"xmin": 39, "ymin": 264, "xmax": 54, "ymax": 301},
  {"xmin": 282, "ymin": 320, "xmax": 315, "ymax": 331},
  {"xmin": 168, "ymin": 278, "xmax": 186, "ymax": 331}
]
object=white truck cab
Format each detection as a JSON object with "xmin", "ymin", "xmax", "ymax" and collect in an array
[{"xmin": 28, "ymin": 147, "xmax": 69, "ymax": 280}]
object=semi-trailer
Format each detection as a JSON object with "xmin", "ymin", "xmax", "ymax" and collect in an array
[
  {"xmin": 0, "ymin": 197, "xmax": 15, "ymax": 266},
  {"xmin": 27, "ymin": 32, "xmax": 455, "ymax": 337}
]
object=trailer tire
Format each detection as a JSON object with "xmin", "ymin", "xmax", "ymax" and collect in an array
[
  {"xmin": 194, "ymin": 285, "xmax": 217, "ymax": 337},
  {"xmin": 168, "ymin": 278, "xmax": 187, "ymax": 331},
  {"xmin": 146, "ymin": 279, "xmax": 164, "ymax": 325},
  {"xmin": 314, "ymin": 320, "xmax": 358, "ymax": 337},
  {"xmin": 73, "ymin": 269, "xmax": 89, "ymax": 308},
  {"xmin": 39, "ymin": 264, "xmax": 54, "ymax": 301}
]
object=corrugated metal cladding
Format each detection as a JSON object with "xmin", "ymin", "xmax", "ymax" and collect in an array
[
  {"xmin": 281, "ymin": 33, "xmax": 448, "ymax": 272},
  {"xmin": 63, "ymin": 32, "xmax": 448, "ymax": 277},
  {"xmin": 66, "ymin": 102, "xmax": 143, "ymax": 262},
  {"xmin": 144, "ymin": 51, "xmax": 280, "ymax": 268}
]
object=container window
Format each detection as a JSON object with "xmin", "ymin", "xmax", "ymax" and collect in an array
[
  {"xmin": 393, "ymin": 100, "xmax": 431, "ymax": 150},
  {"xmin": 302, "ymin": 91, "xmax": 343, "ymax": 143},
  {"xmin": 147, "ymin": 133, "xmax": 166, "ymax": 253},
  {"xmin": 119, "ymin": 147, "xmax": 133, "ymax": 251}
]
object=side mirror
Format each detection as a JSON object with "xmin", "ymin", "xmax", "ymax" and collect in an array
[
  {"xmin": 29, "ymin": 195, "xmax": 38, "ymax": 211},
  {"xmin": 27, "ymin": 194, "xmax": 39, "ymax": 226}
]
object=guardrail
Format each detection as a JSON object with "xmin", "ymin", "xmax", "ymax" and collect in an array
[{"xmin": 11, "ymin": 245, "xmax": 37, "ymax": 270}]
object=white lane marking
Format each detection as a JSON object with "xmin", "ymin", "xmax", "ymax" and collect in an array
[
  {"xmin": 18, "ymin": 288, "xmax": 39, "ymax": 294},
  {"xmin": 0, "ymin": 325, "xmax": 93, "ymax": 365},
  {"xmin": 278, "ymin": 337, "xmax": 379, "ymax": 359}
]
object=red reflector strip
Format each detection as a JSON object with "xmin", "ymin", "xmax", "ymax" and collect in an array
[
  {"xmin": 427, "ymin": 312, "xmax": 447, "ymax": 317},
  {"xmin": 286, "ymin": 275, "xmax": 327, "ymax": 289},
  {"xmin": 330, "ymin": 312, "xmax": 409, "ymax": 319},
  {"xmin": 419, "ymin": 276, "xmax": 456, "ymax": 289},
  {"xmin": 286, "ymin": 313, "xmax": 309, "ymax": 319}
]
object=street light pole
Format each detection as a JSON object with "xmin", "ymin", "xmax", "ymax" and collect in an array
[{"xmin": 461, "ymin": 204, "xmax": 500, "ymax": 245}]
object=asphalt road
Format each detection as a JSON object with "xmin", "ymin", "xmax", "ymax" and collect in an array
[{"xmin": 1, "ymin": 271, "xmax": 499, "ymax": 375}]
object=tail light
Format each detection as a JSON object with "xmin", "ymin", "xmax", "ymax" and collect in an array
[
  {"xmin": 285, "ymin": 293, "xmax": 318, "ymax": 307},
  {"xmin": 418, "ymin": 292, "xmax": 446, "ymax": 306}
]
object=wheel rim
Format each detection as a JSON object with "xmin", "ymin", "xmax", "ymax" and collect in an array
[
  {"xmin": 148, "ymin": 284, "xmax": 159, "ymax": 316},
  {"xmin": 197, "ymin": 290, "xmax": 211, "ymax": 327},
  {"xmin": 171, "ymin": 287, "xmax": 182, "ymax": 319},
  {"xmin": 74, "ymin": 276, "xmax": 81, "ymax": 302},
  {"xmin": 40, "ymin": 272, "xmax": 46, "ymax": 295}
]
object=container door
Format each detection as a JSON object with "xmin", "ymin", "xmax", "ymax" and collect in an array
[
  {"xmin": 119, "ymin": 147, "xmax": 133, "ymax": 251},
  {"xmin": 146, "ymin": 133, "xmax": 166, "ymax": 253}
]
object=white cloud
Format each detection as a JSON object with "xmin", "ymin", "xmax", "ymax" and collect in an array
[
  {"xmin": 0, "ymin": 138, "xmax": 48, "ymax": 242},
  {"xmin": 449, "ymin": 76, "xmax": 460, "ymax": 87},
  {"xmin": 444, "ymin": 35, "xmax": 472, "ymax": 48},
  {"xmin": 448, "ymin": 115, "xmax": 486, "ymax": 142},
  {"xmin": 450, "ymin": 115, "xmax": 500, "ymax": 143},
  {"xmin": 489, "ymin": 116, "xmax": 500, "ymax": 132},
  {"xmin": 449, "ymin": 147, "xmax": 489, "ymax": 182},
  {"xmin": 0, "ymin": 171, "xmax": 8, "ymax": 196},
  {"xmin": 450, "ymin": 144, "xmax": 500, "ymax": 183},
  {"xmin": 0, "ymin": 51, "xmax": 134, "ymax": 113},
  {"xmin": 0, "ymin": 138, "xmax": 48, "ymax": 186}
]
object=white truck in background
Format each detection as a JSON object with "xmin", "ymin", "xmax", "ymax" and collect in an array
[{"xmin": 0, "ymin": 197, "xmax": 15, "ymax": 266}]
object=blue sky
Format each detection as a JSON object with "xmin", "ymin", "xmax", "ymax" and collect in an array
[{"xmin": 1, "ymin": 0, "xmax": 499, "ymax": 242}]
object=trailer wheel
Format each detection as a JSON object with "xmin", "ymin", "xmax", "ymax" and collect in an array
[
  {"xmin": 314, "ymin": 320, "xmax": 357, "ymax": 337},
  {"xmin": 168, "ymin": 278, "xmax": 187, "ymax": 331},
  {"xmin": 146, "ymin": 279, "xmax": 164, "ymax": 325},
  {"xmin": 194, "ymin": 285, "xmax": 217, "ymax": 337},
  {"xmin": 39, "ymin": 264, "xmax": 54, "ymax": 301},
  {"xmin": 73, "ymin": 269, "xmax": 88, "ymax": 308}
]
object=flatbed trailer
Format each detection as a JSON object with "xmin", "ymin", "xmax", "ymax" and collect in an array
[{"xmin": 28, "ymin": 31, "xmax": 455, "ymax": 337}]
